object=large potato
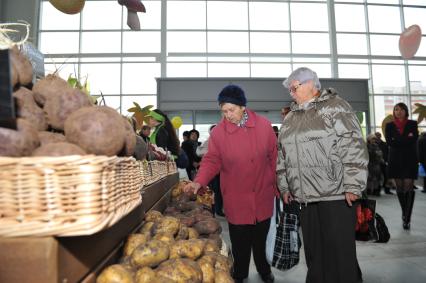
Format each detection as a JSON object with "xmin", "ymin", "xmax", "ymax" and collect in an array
[
  {"xmin": 152, "ymin": 232, "xmax": 175, "ymax": 245},
  {"xmin": 130, "ymin": 239, "xmax": 170, "ymax": 268},
  {"xmin": 44, "ymin": 87, "xmax": 92, "ymax": 130},
  {"xmin": 38, "ymin": 131, "xmax": 66, "ymax": 146},
  {"xmin": 13, "ymin": 87, "xmax": 47, "ymax": 131},
  {"xmin": 187, "ymin": 227, "xmax": 199, "ymax": 239},
  {"xmin": 0, "ymin": 118, "xmax": 39, "ymax": 156},
  {"xmin": 64, "ymin": 106, "xmax": 126, "ymax": 156},
  {"xmin": 215, "ymin": 254, "xmax": 233, "ymax": 273},
  {"xmin": 175, "ymin": 224, "xmax": 189, "ymax": 240},
  {"xmin": 120, "ymin": 117, "xmax": 136, "ymax": 156},
  {"xmin": 214, "ymin": 270, "xmax": 234, "ymax": 283},
  {"xmin": 152, "ymin": 216, "xmax": 180, "ymax": 236},
  {"xmin": 139, "ymin": 221, "xmax": 154, "ymax": 237},
  {"xmin": 123, "ymin": 234, "xmax": 150, "ymax": 257},
  {"xmin": 193, "ymin": 219, "xmax": 221, "ymax": 235},
  {"xmin": 145, "ymin": 210, "xmax": 163, "ymax": 222},
  {"xmin": 203, "ymin": 239, "xmax": 220, "ymax": 253},
  {"xmin": 169, "ymin": 239, "xmax": 205, "ymax": 261},
  {"xmin": 197, "ymin": 257, "xmax": 215, "ymax": 283},
  {"xmin": 10, "ymin": 46, "xmax": 33, "ymax": 86},
  {"xmin": 156, "ymin": 258, "xmax": 203, "ymax": 283},
  {"xmin": 134, "ymin": 266, "xmax": 156, "ymax": 283},
  {"xmin": 32, "ymin": 74, "xmax": 69, "ymax": 106},
  {"xmin": 32, "ymin": 142, "xmax": 86, "ymax": 156},
  {"xmin": 96, "ymin": 264, "xmax": 134, "ymax": 283}
]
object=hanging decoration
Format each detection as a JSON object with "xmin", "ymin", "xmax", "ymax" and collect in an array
[
  {"xmin": 118, "ymin": 0, "xmax": 146, "ymax": 31},
  {"xmin": 49, "ymin": 0, "xmax": 85, "ymax": 15},
  {"xmin": 171, "ymin": 116, "xmax": 183, "ymax": 129},
  {"xmin": 399, "ymin": 24, "xmax": 422, "ymax": 59}
]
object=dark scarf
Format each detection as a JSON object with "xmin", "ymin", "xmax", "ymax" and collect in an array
[{"xmin": 394, "ymin": 118, "xmax": 407, "ymax": 134}]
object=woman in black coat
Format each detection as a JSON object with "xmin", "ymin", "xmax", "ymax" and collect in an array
[{"xmin": 385, "ymin": 102, "xmax": 418, "ymax": 230}]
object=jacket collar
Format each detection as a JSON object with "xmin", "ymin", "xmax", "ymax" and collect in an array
[
  {"xmin": 223, "ymin": 109, "xmax": 256, "ymax": 134},
  {"xmin": 290, "ymin": 88, "xmax": 338, "ymax": 112}
]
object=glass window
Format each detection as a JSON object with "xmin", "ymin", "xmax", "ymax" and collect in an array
[
  {"xmin": 250, "ymin": 32, "xmax": 290, "ymax": 54},
  {"xmin": 292, "ymin": 64, "xmax": 332, "ymax": 78},
  {"xmin": 167, "ymin": 63, "xmax": 207, "ymax": 77},
  {"xmin": 369, "ymin": 35, "xmax": 401, "ymax": 56},
  {"xmin": 408, "ymin": 65, "xmax": 426, "ymax": 94},
  {"xmin": 123, "ymin": 31, "xmax": 161, "ymax": 53},
  {"xmin": 368, "ymin": 5, "xmax": 401, "ymax": 33},
  {"xmin": 122, "ymin": 63, "xmax": 161, "ymax": 94},
  {"xmin": 122, "ymin": 95, "xmax": 157, "ymax": 115},
  {"xmin": 373, "ymin": 96, "xmax": 409, "ymax": 127},
  {"xmin": 249, "ymin": 2, "xmax": 289, "ymax": 31},
  {"xmin": 403, "ymin": 7, "xmax": 426, "ymax": 33},
  {"xmin": 290, "ymin": 3, "xmax": 328, "ymax": 31},
  {"xmin": 167, "ymin": 32, "xmax": 206, "ymax": 53},
  {"xmin": 39, "ymin": 32, "xmax": 80, "ymax": 54},
  {"xmin": 207, "ymin": 1, "xmax": 248, "ymax": 30},
  {"xmin": 251, "ymin": 63, "xmax": 292, "ymax": 78},
  {"xmin": 367, "ymin": 0, "xmax": 399, "ymax": 4},
  {"xmin": 126, "ymin": 0, "xmax": 161, "ymax": 30},
  {"xmin": 208, "ymin": 63, "xmax": 250, "ymax": 77},
  {"xmin": 207, "ymin": 32, "xmax": 249, "ymax": 53},
  {"xmin": 167, "ymin": 1, "xmax": 205, "ymax": 29},
  {"xmin": 403, "ymin": 0, "xmax": 426, "ymax": 5},
  {"xmin": 80, "ymin": 63, "xmax": 121, "ymax": 95},
  {"xmin": 81, "ymin": 32, "xmax": 122, "ymax": 53},
  {"xmin": 335, "ymin": 4, "xmax": 366, "ymax": 32},
  {"xmin": 40, "ymin": 2, "xmax": 80, "ymax": 30},
  {"xmin": 337, "ymin": 34, "xmax": 368, "ymax": 55},
  {"xmin": 100, "ymin": 95, "xmax": 121, "ymax": 111},
  {"xmin": 44, "ymin": 61, "xmax": 78, "ymax": 79},
  {"xmin": 82, "ymin": 1, "xmax": 122, "ymax": 30},
  {"xmin": 414, "ymin": 36, "xmax": 426, "ymax": 57},
  {"xmin": 338, "ymin": 64, "xmax": 370, "ymax": 79},
  {"xmin": 291, "ymin": 33, "xmax": 330, "ymax": 54},
  {"xmin": 372, "ymin": 64, "xmax": 406, "ymax": 94}
]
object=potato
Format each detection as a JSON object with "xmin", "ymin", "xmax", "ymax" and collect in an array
[
  {"xmin": 197, "ymin": 257, "xmax": 215, "ymax": 283},
  {"xmin": 0, "ymin": 118, "xmax": 39, "ymax": 156},
  {"xmin": 194, "ymin": 214, "xmax": 212, "ymax": 223},
  {"xmin": 96, "ymin": 264, "xmax": 134, "ymax": 283},
  {"xmin": 38, "ymin": 131, "xmax": 66, "ymax": 146},
  {"xmin": 44, "ymin": 87, "xmax": 92, "ymax": 130},
  {"xmin": 215, "ymin": 254, "xmax": 233, "ymax": 273},
  {"xmin": 64, "ymin": 106, "xmax": 126, "ymax": 156},
  {"xmin": 169, "ymin": 239, "xmax": 205, "ymax": 261},
  {"xmin": 203, "ymin": 239, "xmax": 220, "ymax": 253},
  {"xmin": 11, "ymin": 62, "xmax": 18, "ymax": 88},
  {"xmin": 199, "ymin": 252, "xmax": 217, "ymax": 266},
  {"xmin": 139, "ymin": 221, "xmax": 154, "ymax": 237},
  {"xmin": 32, "ymin": 74, "xmax": 69, "ymax": 106},
  {"xmin": 153, "ymin": 232, "xmax": 175, "ymax": 245},
  {"xmin": 208, "ymin": 233, "xmax": 223, "ymax": 250},
  {"xmin": 152, "ymin": 216, "xmax": 180, "ymax": 236},
  {"xmin": 13, "ymin": 87, "xmax": 48, "ymax": 131},
  {"xmin": 176, "ymin": 201, "xmax": 202, "ymax": 212},
  {"xmin": 123, "ymin": 234, "xmax": 150, "ymax": 257},
  {"xmin": 214, "ymin": 270, "xmax": 234, "ymax": 283},
  {"xmin": 187, "ymin": 228, "xmax": 199, "ymax": 239},
  {"xmin": 120, "ymin": 117, "xmax": 136, "ymax": 156},
  {"xmin": 193, "ymin": 219, "xmax": 221, "ymax": 235},
  {"xmin": 145, "ymin": 210, "xmax": 163, "ymax": 222},
  {"xmin": 171, "ymin": 181, "xmax": 190, "ymax": 199},
  {"xmin": 32, "ymin": 142, "xmax": 86, "ymax": 156},
  {"xmin": 156, "ymin": 258, "xmax": 203, "ymax": 283},
  {"xmin": 163, "ymin": 206, "xmax": 180, "ymax": 216},
  {"xmin": 134, "ymin": 266, "xmax": 156, "ymax": 283},
  {"xmin": 130, "ymin": 239, "xmax": 170, "ymax": 268},
  {"xmin": 177, "ymin": 215, "xmax": 196, "ymax": 227},
  {"xmin": 134, "ymin": 136, "xmax": 148, "ymax": 161},
  {"xmin": 175, "ymin": 224, "xmax": 189, "ymax": 240},
  {"xmin": 10, "ymin": 46, "xmax": 33, "ymax": 86}
]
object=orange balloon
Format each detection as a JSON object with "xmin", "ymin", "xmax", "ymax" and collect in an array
[{"xmin": 399, "ymin": 25, "xmax": 422, "ymax": 59}]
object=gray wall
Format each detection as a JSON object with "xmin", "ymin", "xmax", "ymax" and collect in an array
[{"xmin": 0, "ymin": 0, "xmax": 40, "ymax": 44}]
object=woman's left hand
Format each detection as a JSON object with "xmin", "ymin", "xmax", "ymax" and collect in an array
[{"xmin": 345, "ymin": 192, "xmax": 359, "ymax": 206}]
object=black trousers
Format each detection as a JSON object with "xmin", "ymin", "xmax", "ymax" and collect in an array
[
  {"xmin": 300, "ymin": 200, "xmax": 362, "ymax": 283},
  {"xmin": 228, "ymin": 218, "xmax": 271, "ymax": 280}
]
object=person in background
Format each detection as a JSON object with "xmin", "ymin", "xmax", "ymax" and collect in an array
[
  {"xmin": 181, "ymin": 129, "xmax": 201, "ymax": 180},
  {"xmin": 182, "ymin": 131, "xmax": 190, "ymax": 144},
  {"xmin": 375, "ymin": 132, "xmax": 393, "ymax": 194},
  {"xmin": 418, "ymin": 131, "xmax": 426, "ymax": 193},
  {"xmin": 140, "ymin": 125, "xmax": 151, "ymax": 143},
  {"xmin": 281, "ymin": 106, "xmax": 291, "ymax": 121},
  {"xmin": 366, "ymin": 134, "xmax": 384, "ymax": 196},
  {"xmin": 385, "ymin": 102, "xmax": 419, "ymax": 230},
  {"xmin": 184, "ymin": 85, "xmax": 277, "ymax": 283},
  {"xmin": 196, "ymin": 124, "xmax": 225, "ymax": 217},
  {"xmin": 146, "ymin": 109, "xmax": 180, "ymax": 158},
  {"xmin": 277, "ymin": 67, "xmax": 368, "ymax": 283},
  {"xmin": 272, "ymin": 126, "xmax": 279, "ymax": 138}
]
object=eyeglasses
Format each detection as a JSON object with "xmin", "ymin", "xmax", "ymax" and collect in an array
[{"xmin": 289, "ymin": 83, "xmax": 303, "ymax": 93}]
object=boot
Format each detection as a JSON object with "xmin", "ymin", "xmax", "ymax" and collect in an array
[
  {"xmin": 404, "ymin": 190, "xmax": 415, "ymax": 230},
  {"xmin": 396, "ymin": 191, "xmax": 407, "ymax": 223}
]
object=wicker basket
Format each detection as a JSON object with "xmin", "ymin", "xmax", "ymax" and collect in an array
[{"xmin": 0, "ymin": 155, "xmax": 143, "ymax": 237}]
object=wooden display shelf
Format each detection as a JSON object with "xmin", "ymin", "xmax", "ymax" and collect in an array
[{"xmin": 0, "ymin": 173, "xmax": 179, "ymax": 283}]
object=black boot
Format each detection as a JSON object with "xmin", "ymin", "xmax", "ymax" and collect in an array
[
  {"xmin": 396, "ymin": 191, "xmax": 407, "ymax": 224},
  {"xmin": 404, "ymin": 190, "xmax": 415, "ymax": 230},
  {"xmin": 384, "ymin": 187, "xmax": 394, "ymax": 195}
]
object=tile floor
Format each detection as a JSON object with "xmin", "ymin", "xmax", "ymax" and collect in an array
[{"xmin": 218, "ymin": 189, "xmax": 426, "ymax": 283}]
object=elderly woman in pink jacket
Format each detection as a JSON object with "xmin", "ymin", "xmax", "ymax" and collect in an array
[{"xmin": 184, "ymin": 85, "xmax": 278, "ymax": 283}]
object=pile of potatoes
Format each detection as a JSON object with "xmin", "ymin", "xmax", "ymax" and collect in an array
[
  {"xmin": 97, "ymin": 182, "xmax": 233, "ymax": 283},
  {"xmin": 0, "ymin": 46, "xmax": 136, "ymax": 157}
]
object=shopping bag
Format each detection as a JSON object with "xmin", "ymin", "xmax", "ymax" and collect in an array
[
  {"xmin": 374, "ymin": 212, "xmax": 390, "ymax": 243},
  {"xmin": 266, "ymin": 197, "xmax": 301, "ymax": 271},
  {"xmin": 355, "ymin": 198, "xmax": 377, "ymax": 241}
]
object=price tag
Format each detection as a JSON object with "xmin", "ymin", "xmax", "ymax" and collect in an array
[{"xmin": 0, "ymin": 49, "xmax": 17, "ymax": 130}]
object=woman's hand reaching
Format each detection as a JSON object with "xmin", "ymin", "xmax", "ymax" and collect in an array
[{"xmin": 183, "ymin": 181, "xmax": 202, "ymax": 194}]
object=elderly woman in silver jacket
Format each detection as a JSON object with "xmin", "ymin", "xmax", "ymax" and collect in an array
[{"xmin": 277, "ymin": 67, "xmax": 368, "ymax": 283}]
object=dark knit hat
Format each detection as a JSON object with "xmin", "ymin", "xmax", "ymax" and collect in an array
[{"xmin": 217, "ymin": 84, "xmax": 247, "ymax": 106}]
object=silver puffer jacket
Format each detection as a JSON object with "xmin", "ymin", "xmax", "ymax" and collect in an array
[{"xmin": 277, "ymin": 88, "xmax": 368, "ymax": 204}]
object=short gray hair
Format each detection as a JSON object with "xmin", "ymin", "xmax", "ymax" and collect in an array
[{"xmin": 283, "ymin": 67, "xmax": 321, "ymax": 90}]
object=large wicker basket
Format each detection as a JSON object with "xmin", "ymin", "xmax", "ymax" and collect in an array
[{"xmin": 0, "ymin": 155, "xmax": 144, "ymax": 237}]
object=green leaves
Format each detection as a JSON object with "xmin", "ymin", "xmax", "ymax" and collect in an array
[{"xmin": 127, "ymin": 102, "xmax": 153, "ymax": 130}]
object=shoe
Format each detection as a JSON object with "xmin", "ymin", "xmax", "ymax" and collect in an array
[
  {"xmin": 216, "ymin": 211, "xmax": 225, "ymax": 217},
  {"xmin": 384, "ymin": 187, "xmax": 394, "ymax": 195},
  {"xmin": 403, "ymin": 222, "xmax": 410, "ymax": 230},
  {"xmin": 260, "ymin": 272, "xmax": 275, "ymax": 283}
]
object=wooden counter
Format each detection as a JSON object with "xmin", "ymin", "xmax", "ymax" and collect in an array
[{"xmin": 0, "ymin": 173, "xmax": 179, "ymax": 283}]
